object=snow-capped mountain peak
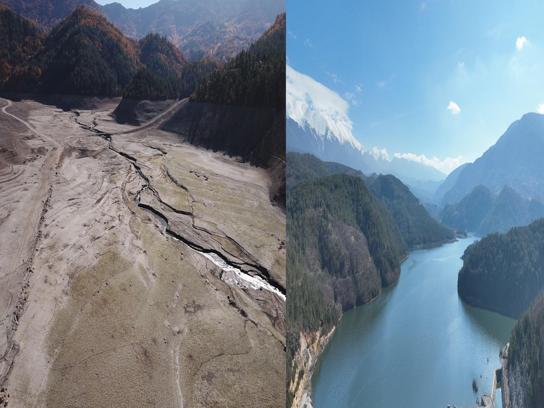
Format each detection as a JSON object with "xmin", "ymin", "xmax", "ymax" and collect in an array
[{"xmin": 286, "ymin": 64, "xmax": 363, "ymax": 151}]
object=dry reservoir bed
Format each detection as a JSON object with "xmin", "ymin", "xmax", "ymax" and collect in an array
[{"xmin": 0, "ymin": 97, "xmax": 285, "ymax": 408}]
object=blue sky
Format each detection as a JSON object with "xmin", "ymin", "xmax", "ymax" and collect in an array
[
  {"xmin": 96, "ymin": 0, "xmax": 157, "ymax": 8},
  {"xmin": 287, "ymin": 0, "xmax": 544, "ymax": 173}
]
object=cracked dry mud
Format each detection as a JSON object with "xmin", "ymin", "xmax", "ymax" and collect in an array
[{"xmin": 0, "ymin": 97, "xmax": 285, "ymax": 408}]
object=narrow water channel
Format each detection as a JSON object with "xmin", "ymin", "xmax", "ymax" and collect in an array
[{"xmin": 312, "ymin": 237, "xmax": 515, "ymax": 408}]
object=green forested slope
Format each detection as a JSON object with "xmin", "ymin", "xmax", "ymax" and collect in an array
[
  {"xmin": 287, "ymin": 174, "xmax": 407, "ymax": 380},
  {"xmin": 287, "ymin": 152, "xmax": 454, "ymax": 249},
  {"xmin": 507, "ymin": 294, "xmax": 544, "ymax": 408},
  {"xmin": 458, "ymin": 219, "xmax": 544, "ymax": 317}
]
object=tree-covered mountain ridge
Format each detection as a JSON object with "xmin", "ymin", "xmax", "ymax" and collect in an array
[
  {"xmin": 287, "ymin": 153, "xmax": 454, "ymax": 249},
  {"xmin": 505, "ymin": 294, "xmax": 544, "ymax": 408},
  {"xmin": 458, "ymin": 218, "xmax": 544, "ymax": 318},
  {"xmin": 287, "ymin": 172, "xmax": 407, "ymax": 406},
  {"xmin": 0, "ymin": 0, "xmax": 283, "ymax": 62},
  {"xmin": 440, "ymin": 184, "xmax": 544, "ymax": 236}
]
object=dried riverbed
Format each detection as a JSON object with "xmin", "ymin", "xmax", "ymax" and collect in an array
[{"xmin": 0, "ymin": 97, "xmax": 285, "ymax": 408}]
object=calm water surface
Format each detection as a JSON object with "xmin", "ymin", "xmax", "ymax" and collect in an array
[{"xmin": 312, "ymin": 237, "xmax": 516, "ymax": 408}]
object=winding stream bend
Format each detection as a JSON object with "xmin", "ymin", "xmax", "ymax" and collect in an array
[{"xmin": 312, "ymin": 237, "xmax": 515, "ymax": 408}]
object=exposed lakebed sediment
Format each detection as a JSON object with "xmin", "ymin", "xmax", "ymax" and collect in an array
[{"xmin": 0, "ymin": 97, "xmax": 285, "ymax": 407}]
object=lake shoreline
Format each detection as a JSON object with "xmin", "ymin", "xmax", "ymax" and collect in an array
[{"xmin": 311, "ymin": 237, "xmax": 516, "ymax": 408}]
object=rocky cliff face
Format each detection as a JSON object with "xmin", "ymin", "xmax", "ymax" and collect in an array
[{"xmin": 288, "ymin": 329, "xmax": 335, "ymax": 408}]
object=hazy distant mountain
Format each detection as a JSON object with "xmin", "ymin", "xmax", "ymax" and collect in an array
[
  {"xmin": 434, "ymin": 162, "xmax": 469, "ymax": 203},
  {"xmin": 101, "ymin": 0, "xmax": 283, "ymax": 61},
  {"xmin": 286, "ymin": 65, "xmax": 446, "ymax": 190},
  {"xmin": 479, "ymin": 187, "xmax": 544, "ymax": 236},
  {"xmin": 440, "ymin": 184, "xmax": 544, "ymax": 235},
  {"xmin": 287, "ymin": 153, "xmax": 454, "ymax": 249},
  {"xmin": 0, "ymin": 0, "xmax": 98, "ymax": 27},
  {"xmin": 440, "ymin": 185, "xmax": 496, "ymax": 233},
  {"xmin": 0, "ymin": 0, "xmax": 283, "ymax": 62},
  {"xmin": 440, "ymin": 113, "xmax": 544, "ymax": 206}
]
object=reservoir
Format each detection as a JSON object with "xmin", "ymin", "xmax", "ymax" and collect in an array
[{"xmin": 312, "ymin": 237, "xmax": 516, "ymax": 407}]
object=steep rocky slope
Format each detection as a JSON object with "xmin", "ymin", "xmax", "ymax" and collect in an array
[{"xmin": 440, "ymin": 113, "xmax": 544, "ymax": 206}]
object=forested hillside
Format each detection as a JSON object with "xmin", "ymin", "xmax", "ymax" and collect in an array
[
  {"xmin": 458, "ymin": 219, "xmax": 544, "ymax": 317},
  {"xmin": 506, "ymin": 294, "xmax": 544, "ymax": 408},
  {"xmin": 4, "ymin": 6, "xmax": 141, "ymax": 95},
  {"xmin": 287, "ymin": 174, "xmax": 407, "ymax": 403},
  {"xmin": 0, "ymin": 5, "xmax": 43, "ymax": 85},
  {"xmin": 122, "ymin": 33, "xmax": 186, "ymax": 100},
  {"xmin": 193, "ymin": 13, "xmax": 285, "ymax": 109},
  {"xmin": 366, "ymin": 174, "xmax": 454, "ymax": 248},
  {"xmin": 287, "ymin": 153, "xmax": 454, "ymax": 249},
  {"xmin": 161, "ymin": 14, "xmax": 285, "ymax": 170}
]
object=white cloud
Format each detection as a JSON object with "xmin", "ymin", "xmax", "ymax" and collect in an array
[
  {"xmin": 343, "ymin": 92, "xmax": 358, "ymax": 106},
  {"xmin": 286, "ymin": 65, "xmax": 363, "ymax": 150},
  {"xmin": 355, "ymin": 84, "xmax": 363, "ymax": 93},
  {"xmin": 538, "ymin": 103, "xmax": 544, "ymax": 114},
  {"xmin": 516, "ymin": 36, "xmax": 528, "ymax": 51},
  {"xmin": 287, "ymin": 30, "xmax": 297, "ymax": 40},
  {"xmin": 447, "ymin": 101, "xmax": 461, "ymax": 115},
  {"xmin": 394, "ymin": 152, "xmax": 464, "ymax": 174},
  {"xmin": 369, "ymin": 147, "xmax": 391, "ymax": 161},
  {"xmin": 326, "ymin": 71, "xmax": 342, "ymax": 84}
]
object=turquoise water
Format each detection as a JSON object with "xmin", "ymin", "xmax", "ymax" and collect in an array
[{"xmin": 312, "ymin": 237, "xmax": 516, "ymax": 408}]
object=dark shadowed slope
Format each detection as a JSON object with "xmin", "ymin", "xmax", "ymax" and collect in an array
[
  {"xmin": 100, "ymin": 0, "xmax": 284, "ymax": 62},
  {"xmin": 506, "ymin": 294, "xmax": 544, "ymax": 408},
  {"xmin": 5, "ymin": 6, "xmax": 140, "ymax": 96},
  {"xmin": 458, "ymin": 219, "xmax": 544, "ymax": 318},
  {"xmin": 0, "ymin": 4, "xmax": 44, "ymax": 85},
  {"xmin": 161, "ymin": 14, "xmax": 285, "ymax": 169}
]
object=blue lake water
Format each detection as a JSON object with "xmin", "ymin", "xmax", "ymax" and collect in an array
[{"xmin": 312, "ymin": 237, "xmax": 516, "ymax": 408}]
